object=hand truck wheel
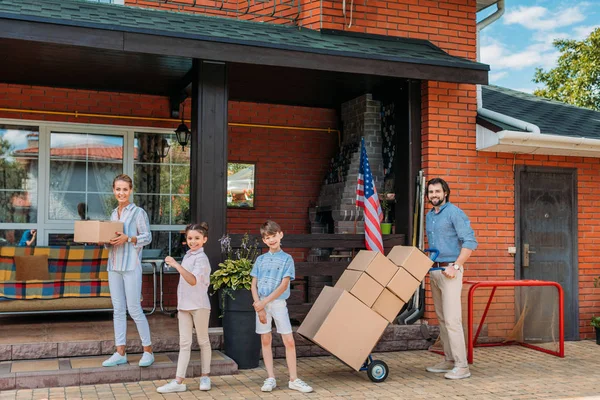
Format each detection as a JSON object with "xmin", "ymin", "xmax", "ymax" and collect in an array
[{"xmin": 367, "ymin": 360, "xmax": 389, "ymax": 382}]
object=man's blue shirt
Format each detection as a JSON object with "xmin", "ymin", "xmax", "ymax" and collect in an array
[
  {"xmin": 426, "ymin": 202, "xmax": 477, "ymax": 262},
  {"xmin": 250, "ymin": 249, "xmax": 295, "ymax": 300}
]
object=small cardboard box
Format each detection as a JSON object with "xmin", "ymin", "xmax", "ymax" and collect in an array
[
  {"xmin": 372, "ymin": 288, "xmax": 406, "ymax": 323},
  {"xmin": 334, "ymin": 269, "xmax": 384, "ymax": 307},
  {"xmin": 298, "ymin": 286, "xmax": 389, "ymax": 371},
  {"xmin": 347, "ymin": 250, "xmax": 398, "ymax": 286},
  {"xmin": 386, "ymin": 267, "xmax": 421, "ymax": 303},
  {"xmin": 387, "ymin": 246, "xmax": 434, "ymax": 282},
  {"xmin": 74, "ymin": 220, "xmax": 124, "ymax": 244}
]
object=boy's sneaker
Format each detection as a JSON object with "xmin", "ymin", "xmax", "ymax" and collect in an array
[
  {"xmin": 102, "ymin": 352, "xmax": 127, "ymax": 367},
  {"xmin": 445, "ymin": 366, "xmax": 471, "ymax": 380},
  {"xmin": 288, "ymin": 378, "xmax": 313, "ymax": 393},
  {"xmin": 157, "ymin": 380, "xmax": 187, "ymax": 393},
  {"xmin": 138, "ymin": 351, "xmax": 155, "ymax": 367},
  {"xmin": 426, "ymin": 360, "xmax": 454, "ymax": 373},
  {"xmin": 261, "ymin": 377, "xmax": 277, "ymax": 392},
  {"xmin": 199, "ymin": 376, "xmax": 211, "ymax": 391}
]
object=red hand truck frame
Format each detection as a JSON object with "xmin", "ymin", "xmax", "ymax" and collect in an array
[{"xmin": 465, "ymin": 279, "xmax": 565, "ymax": 364}]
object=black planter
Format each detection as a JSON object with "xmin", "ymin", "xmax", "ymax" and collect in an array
[
  {"xmin": 596, "ymin": 327, "xmax": 600, "ymax": 345},
  {"xmin": 222, "ymin": 289, "xmax": 261, "ymax": 369}
]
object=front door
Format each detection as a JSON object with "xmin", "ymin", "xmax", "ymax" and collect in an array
[{"xmin": 516, "ymin": 166, "xmax": 578, "ymax": 340}]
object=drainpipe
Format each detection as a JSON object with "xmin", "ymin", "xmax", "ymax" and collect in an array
[{"xmin": 475, "ymin": 1, "xmax": 541, "ymax": 133}]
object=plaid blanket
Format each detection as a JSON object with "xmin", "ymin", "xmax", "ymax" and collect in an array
[{"xmin": 0, "ymin": 246, "xmax": 110, "ymax": 300}]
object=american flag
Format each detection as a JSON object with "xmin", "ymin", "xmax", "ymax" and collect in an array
[{"xmin": 356, "ymin": 138, "xmax": 384, "ymax": 253}]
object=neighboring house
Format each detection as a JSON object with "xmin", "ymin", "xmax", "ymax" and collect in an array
[{"xmin": 0, "ymin": 0, "xmax": 597, "ymax": 340}]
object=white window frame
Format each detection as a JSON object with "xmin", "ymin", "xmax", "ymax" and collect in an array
[{"xmin": 0, "ymin": 117, "xmax": 185, "ymax": 247}]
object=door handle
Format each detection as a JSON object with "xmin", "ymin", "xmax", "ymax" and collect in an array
[{"xmin": 523, "ymin": 243, "xmax": 535, "ymax": 267}]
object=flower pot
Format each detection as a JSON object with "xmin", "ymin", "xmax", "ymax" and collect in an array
[
  {"xmin": 596, "ymin": 327, "xmax": 600, "ymax": 345},
  {"xmin": 221, "ymin": 289, "xmax": 261, "ymax": 369},
  {"xmin": 381, "ymin": 223, "xmax": 392, "ymax": 235}
]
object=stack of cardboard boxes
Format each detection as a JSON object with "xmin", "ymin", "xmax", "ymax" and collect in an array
[{"xmin": 298, "ymin": 246, "xmax": 433, "ymax": 370}]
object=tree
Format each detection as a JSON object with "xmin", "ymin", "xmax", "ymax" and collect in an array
[{"xmin": 533, "ymin": 27, "xmax": 600, "ymax": 111}]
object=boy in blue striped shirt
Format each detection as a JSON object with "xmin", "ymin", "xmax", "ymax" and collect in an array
[{"xmin": 251, "ymin": 220, "xmax": 313, "ymax": 393}]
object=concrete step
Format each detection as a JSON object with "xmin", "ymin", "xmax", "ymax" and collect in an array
[{"xmin": 0, "ymin": 350, "xmax": 236, "ymax": 390}]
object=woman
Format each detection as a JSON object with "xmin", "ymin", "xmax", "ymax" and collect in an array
[{"xmin": 102, "ymin": 174, "xmax": 154, "ymax": 368}]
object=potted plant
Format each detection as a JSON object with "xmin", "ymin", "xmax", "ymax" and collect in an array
[
  {"xmin": 380, "ymin": 193, "xmax": 394, "ymax": 235},
  {"xmin": 591, "ymin": 316, "xmax": 600, "ymax": 345},
  {"xmin": 211, "ymin": 233, "xmax": 261, "ymax": 369}
]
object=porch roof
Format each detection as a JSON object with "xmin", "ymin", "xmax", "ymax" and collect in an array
[{"xmin": 0, "ymin": 0, "xmax": 488, "ymax": 106}]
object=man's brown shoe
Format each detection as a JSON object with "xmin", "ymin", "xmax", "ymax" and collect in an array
[
  {"xmin": 444, "ymin": 366, "xmax": 471, "ymax": 380},
  {"xmin": 426, "ymin": 360, "xmax": 455, "ymax": 373}
]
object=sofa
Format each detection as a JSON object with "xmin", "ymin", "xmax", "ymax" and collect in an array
[{"xmin": 0, "ymin": 245, "xmax": 113, "ymax": 314}]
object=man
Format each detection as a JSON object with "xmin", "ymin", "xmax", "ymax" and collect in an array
[
  {"xmin": 425, "ymin": 178, "xmax": 477, "ymax": 380},
  {"xmin": 18, "ymin": 229, "xmax": 36, "ymax": 246}
]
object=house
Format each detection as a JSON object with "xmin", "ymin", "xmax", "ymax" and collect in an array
[{"xmin": 0, "ymin": 0, "xmax": 595, "ymax": 340}]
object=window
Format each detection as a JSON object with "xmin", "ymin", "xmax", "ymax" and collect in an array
[
  {"xmin": 0, "ymin": 125, "xmax": 39, "ymax": 225},
  {"xmin": 134, "ymin": 132, "xmax": 190, "ymax": 256},
  {"xmin": 227, "ymin": 162, "xmax": 255, "ymax": 209},
  {"xmin": 0, "ymin": 120, "xmax": 189, "ymax": 248}
]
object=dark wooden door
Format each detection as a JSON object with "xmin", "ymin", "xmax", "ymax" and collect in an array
[{"xmin": 516, "ymin": 166, "xmax": 578, "ymax": 340}]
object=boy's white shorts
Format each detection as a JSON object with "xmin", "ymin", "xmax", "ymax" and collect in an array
[{"xmin": 255, "ymin": 299, "xmax": 292, "ymax": 335}]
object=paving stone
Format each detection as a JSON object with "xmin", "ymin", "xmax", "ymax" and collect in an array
[
  {"xmin": 12, "ymin": 343, "xmax": 58, "ymax": 360},
  {"xmin": 0, "ymin": 345, "xmax": 11, "ymax": 362},
  {"xmin": 57, "ymin": 341, "xmax": 102, "ymax": 357}
]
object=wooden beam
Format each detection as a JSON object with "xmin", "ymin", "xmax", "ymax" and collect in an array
[{"xmin": 190, "ymin": 60, "xmax": 228, "ymax": 326}]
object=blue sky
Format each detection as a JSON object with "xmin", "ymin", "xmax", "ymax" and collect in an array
[{"xmin": 479, "ymin": 0, "xmax": 599, "ymax": 93}]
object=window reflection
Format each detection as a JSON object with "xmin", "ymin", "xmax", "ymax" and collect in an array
[
  {"xmin": 0, "ymin": 125, "xmax": 39, "ymax": 223},
  {"xmin": 227, "ymin": 163, "xmax": 255, "ymax": 208},
  {"xmin": 134, "ymin": 133, "xmax": 190, "ymax": 225},
  {"xmin": 49, "ymin": 132, "xmax": 123, "ymax": 221}
]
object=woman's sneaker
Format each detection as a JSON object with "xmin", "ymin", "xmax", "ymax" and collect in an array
[
  {"xmin": 157, "ymin": 380, "xmax": 187, "ymax": 393},
  {"xmin": 199, "ymin": 376, "xmax": 211, "ymax": 391},
  {"xmin": 261, "ymin": 377, "xmax": 277, "ymax": 392},
  {"xmin": 138, "ymin": 352, "xmax": 155, "ymax": 367},
  {"xmin": 288, "ymin": 378, "xmax": 313, "ymax": 393},
  {"xmin": 102, "ymin": 352, "xmax": 127, "ymax": 367}
]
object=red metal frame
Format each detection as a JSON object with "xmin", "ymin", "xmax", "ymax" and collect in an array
[{"xmin": 466, "ymin": 280, "xmax": 564, "ymax": 364}]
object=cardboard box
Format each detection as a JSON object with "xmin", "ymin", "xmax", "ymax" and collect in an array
[
  {"xmin": 334, "ymin": 269, "xmax": 384, "ymax": 307},
  {"xmin": 372, "ymin": 288, "xmax": 406, "ymax": 323},
  {"xmin": 74, "ymin": 220, "xmax": 124, "ymax": 243},
  {"xmin": 347, "ymin": 250, "xmax": 398, "ymax": 286},
  {"xmin": 386, "ymin": 267, "xmax": 421, "ymax": 302},
  {"xmin": 386, "ymin": 246, "xmax": 434, "ymax": 282},
  {"xmin": 298, "ymin": 286, "xmax": 389, "ymax": 370}
]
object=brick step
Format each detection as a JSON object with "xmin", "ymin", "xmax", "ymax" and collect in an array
[{"xmin": 0, "ymin": 350, "xmax": 237, "ymax": 390}]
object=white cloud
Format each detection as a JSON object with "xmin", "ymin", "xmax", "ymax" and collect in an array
[
  {"xmin": 1, "ymin": 130, "xmax": 29, "ymax": 151},
  {"xmin": 504, "ymin": 5, "xmax": 586, "ymax": 31},
  {"xmin": 572, "ymin": 24, "xmax": 599, "ymax": 39},
  {"xmin": 513, "ymin": 87, "xmax": 536, "ymax": 94},
  {"xmin": 489, "ymin": 71, "xmax": 508, "ymax": 81},
  {"xmin": 480, "ymin": 37, "xmax": 560, "ymax": 71}
]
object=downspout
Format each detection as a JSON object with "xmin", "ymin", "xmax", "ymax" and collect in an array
[{"xmin": 475, "ymin": 0, "xmax": 541, "ymax": 133}]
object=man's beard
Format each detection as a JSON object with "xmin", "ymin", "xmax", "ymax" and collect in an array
[{"xmin": 429, "ymin": 197, "xmax": 444, "ymax": 206}]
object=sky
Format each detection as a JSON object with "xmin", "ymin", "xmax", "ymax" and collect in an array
[{"xmin": 478, "ymin": 0, "xmax": 599, "ymax": 93}]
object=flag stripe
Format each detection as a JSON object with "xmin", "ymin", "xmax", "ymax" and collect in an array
[{"xmin": 356, "ymin": 138, "xmax": 384, "ymax": 253}]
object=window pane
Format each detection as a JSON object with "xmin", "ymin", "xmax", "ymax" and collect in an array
[
  {"xmin": 171, "ymin": 165, "xmax": 190, "ymax": 195},
  {"xmin": 134, "ymin": 194, "xmax": 170, "ymax": 225},
  {"xmin": 48, "ymin": 233, "xmax": 75, "ymax": 246},
  {"xmin": 88, "ymin": 162, "xmax": 122, "ymax": 192},
  {"xmin": 87, "ymin": 193, "xmax": 117, "ymax": 220},
  {"xmin": 172, "ymin": 195, "xmax": 190, "ymax": 225},
  {"xmin": 49, "ymin": 132, "xmax": 123, "ymax": 221},
  {"xmin": 227, "ymin": 163, "xmax": 255, "ymax": 208},
  {"xmin": 144, "ymin": 230, "xmax": 187, "ymax": 259},
  {"xmin": 49, "ymin": 192, "xmax": 85, "ymax": 220},
  {"xmin": 0, "ymin": 229, "xmax": 31, "ymax": 246},
  {"xmin": 134, "ymin": 164, "xmax": 170, "ymax": 194},
  {"xmin": 0, "ymin": 125, "xmax": 39, "ymax": 222},
  {"xmin": 50, "ymin": 161, "xmax": 86, "ymax": 192},
  {"xmin": 0, "ymin": 191, "xmax": 37, "ymax": 223}
]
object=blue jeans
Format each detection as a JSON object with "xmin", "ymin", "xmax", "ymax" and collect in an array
[{"xmin": 108, "ymin": 268, "xmax": 152, "ymax": 347}]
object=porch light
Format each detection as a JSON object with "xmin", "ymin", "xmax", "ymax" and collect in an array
[
  {"xmin": 156, "ymin": 138, "xmax": 170, "ymax": 159},
  {"xmin": 175, "ymin": 104, "xmax": 191, "ymax": 150}
]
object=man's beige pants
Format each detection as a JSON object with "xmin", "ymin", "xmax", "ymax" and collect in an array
[
  {"xmin": 176, "ymin": 308, "xmax": 211, "ymax": 378},
  {"xmin": 430, "ymin": 269, "xmax": 467, "ymax": 368}
]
